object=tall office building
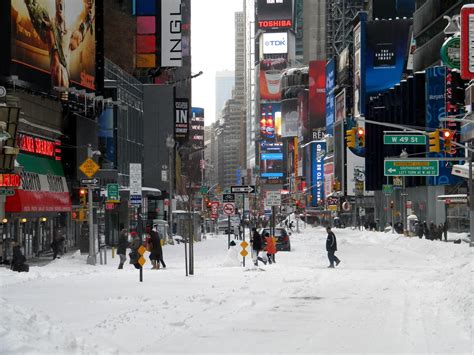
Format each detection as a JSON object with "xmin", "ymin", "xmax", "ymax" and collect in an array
[
  {"xmin": 215, "ymin": 70, "xmax": 235, "ymax": 120},
  {"xmin": 302, "ymin": 0, "xmax": 326, "ymax": 63}
]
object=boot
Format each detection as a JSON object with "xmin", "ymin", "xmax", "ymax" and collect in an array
[
  {"xmin": 152, "ymin": 260, "xmax": 158, "ymax": 269},
  {"xmin": 118, "ymin": 263, "xmax": 123, "ymax": 269}
]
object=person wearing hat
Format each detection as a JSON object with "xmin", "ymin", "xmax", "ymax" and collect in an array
[
  {"xmin": 147, "ymin": 225, "xmax": 166, "ymax": 269},
  {"xmin": 326, "ymin": 226, "xmax": 341, "ymax": 268},
  {"xmin": 129, "ymin": 230, "xmax": 141, "ymax": 268}
]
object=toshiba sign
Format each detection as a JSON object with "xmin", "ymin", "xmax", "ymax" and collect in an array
[
  {"xmin": 262, "ymin": 32, "xmax": 288, "ymax": 54},
  {"xmin": 257, "ymin": 0, "xmax": 294, "ymax": 29}
]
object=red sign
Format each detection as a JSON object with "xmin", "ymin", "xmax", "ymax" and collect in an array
[
  {"xmin": 105, "ymin": 203, "xmax": 116, "ymax": 210},
  {"xmin": 210, "ymin": 201, "xmax": 219, "ymax": 219},
  {"xmin": 258, "ymin": 20, "xmax": 292, "ymax": 29},
  {"xmin": 0, "ymin": 174, "xmax": 21, "ymax": 187},
  {"xmin": 461, "ymin": 5, "xmax": 474, "ymax": 80},
  {"xmin": 6, "ymin": 189, "xmax": 71, "ymax": 212},
  {"xmin": 17, "ymin": 134, "xmax": 60, "ymax": 158},
  {"xmin": 223, "ymin": 203, "xmax": 235, "ymax": 216},
  {"xmin": 164, "ymin": 198, "xmax": 170, "ymax": 206}
]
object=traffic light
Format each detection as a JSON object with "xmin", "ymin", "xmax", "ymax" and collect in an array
[
  {"xmin": 442, "ymin": 129, "xmax": 455, "ymax": 153},
  {"xmin": 345, "ymin": 128, "xmax": 356, "ymax": 148},
  {"xmin": 428, "ymin": 129, "xmax": 440, "ymax": 153},
  {"xmin": 79, "ymin": 188, "xmax": 87, "ymax": 206},
  {"xmin": 390, "ymin": 200, "xmax": 394, "ymax": 209},
  {"xmin": 356, "ymin": 127, "xmax": 365, "ymax": 147}
]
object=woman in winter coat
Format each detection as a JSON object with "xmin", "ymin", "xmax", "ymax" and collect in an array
[
  {"xmin": 117, "ymin": 226, "xmax": 129, "ymax": 269},
  {"xmin": 264, "ymin": 232, "xmax": 277, "ymax": 264},
  {"xmin": 129, "ymin": 231, "xmax": 142, "ymax": 268}
]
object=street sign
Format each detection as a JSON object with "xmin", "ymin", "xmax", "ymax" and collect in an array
[
  {"xmin": 211, "ymin": 201, "xmax": 219, "ymax": 219},
  {"xmin": 0, "ymin": 188, "xmax": 15, "ymax": 196},
  {"xmin": 223, "ymin": 202, "xmax": 235, "ymax": 215},
  {"xmin": 231, "ymin": 185, "xmax": 255, "ymax": 194},
  {"xmin": 130, "ymin": 194, "xmax": 142, "ymax": 205},
  {"xmin": 0, "ymin": 86, "xmax": 6, "ymax": 98},
  {"xmin": 223, "ymin": 193, "xmax": 235, "ymax": 202},
  {"xmin": 461, "ymin": 5, "xmax": 474, "ymax": 79},
  {"xmin": 382, "ymin": 184, "xmax": 394, "ymax": 195},
  {"xmin": 107, "ymin": 183, "xmax": 120, "ymax": 202},
  {"xmin": 384, "ymin": 160, "xmax": 439, "ymax": 176},
  {"xmin": 79, "ymin": 158, "xmax": 100, "ymax": 178},
  {"xmin": 200, "ymin": 186, "xmax": 208, "ymax": 194},
  {"xmin": 265, "ymin": 191, "xmax": 281, "ymax": 206},
  {"xmin": 129, "ymin": 163, "xmax": 142, "ymax": 196},
  {"xmin": 383, "ymin": 134, "xmax": 427, "ymax": 145},
  {"xmin": 393, "ymin": 176, "xmax": 403, "ymax": 188},
  {"xmin": 81, "ymin": 177, "xmax": 100, "ymax": 185}
]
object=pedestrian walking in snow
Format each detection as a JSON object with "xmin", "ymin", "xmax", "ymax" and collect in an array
[
  {"xmin": 10, "ymin": 241, "xmax": 29, "ymax": 272},
  {"xmin": 326, "ymin": 227, "xmax": 341, "ymax": 268},
  {"xmin": 129, "ymin": 231, "xmax": 142, "ymax": 269},
  {"xmin": 264, "ymin": 232, "xmax": 277, "ymax": 264},
  {"xmin": 51, "ymin": 225, "xmax": 65, "ymax": 260},
  {"xmin": 423, "ymin": 221, "xmax": 429, "ymax": 240},
  {"xmin": 117, "ymin": 224, "xmax": 128, "ymax": 269},
  {"xmin": 147, "ymin": 225, "xmax": 166, "ymax": 269},
  {"xmin": 251, "ymin": 227, "xmax": 266, "ymax": 266},
  {"xmin": 443, "ymin": 221, "xmax": 448, "ymax": 242}
]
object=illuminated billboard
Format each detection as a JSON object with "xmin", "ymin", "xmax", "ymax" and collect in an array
[
  {"xmin": 256, "ymin": 0, "xmax": 293, "ymax": 29},
  {"xmin": 260, "ymin": 141, "xmax": 283, "ymax": 182},
  {"xmin": 308, "ymin": 60, "xmax": 326, "ymax": 141},
  {"xmin": 259, "ymin": 58, "xmax": 287, "ymax": 101},
  {"xmin": 11, "ymin": 0, "xmax": 97, "ymax": 90},
  {"xmin": 262, "ymin": 32, "xmax": 288, "ymax": 54},
  {"xmin": 260, "ymin": 103, "xmax": 281, "ymax": 140},
  {"xmin": 372, "ymin": 0, "xmax": 415, "ymax": 20},
  {"xmin": 191, "ymin": 107, "xmax": 205, "ymax": 150}
]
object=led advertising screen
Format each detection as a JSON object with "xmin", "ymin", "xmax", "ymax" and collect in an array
[
  {"xmin": 11, "ymin": 0, "xmax": 96, "ymax": 90},
  {"xmin": 308, "ymin": 60, "xmax": 326, "ymax": 140},
  {"xmin": 372, "ymin": 0, "xmax": 415, "ymax": 20},
  {"xmin": 261, "ymin": 32, "xmax": 288, "ymax": 54},
  {"xmin": 260, "ymin": 141, "xmax": 283, "ymax": 182},
  {"xmin": 297, "ymin": 89, "xmax": 308, "ymax": 143},
  {"xmin": 259, "ymin": 58, "xmax": 287, "ymax": 101},
  {"xmin": 310, "ymin": 141, "xmax": 326, "ymax": 207},
  {"xmin": 281, "ymin": 98, "xmax": 298, "ymax": 137},
  {"xmin": 335, "ymin": 89, "xmax": 346, "ymax": 123},
  {"xmin": 259, "ymin": 103, "xmax": 281, "ymax": 141},
  {"xmin": 256, "ymin": 0, "xmax": 293, "ymax": 30},
  {"xmin": 191, "ymin": 107, "xmax": 205, "ymax": 150},
  {"xmin": 325, "ymin": 59, "xmax": 336, "ymax": 137}
]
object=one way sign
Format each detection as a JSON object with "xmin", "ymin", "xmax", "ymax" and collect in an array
[
  {"xmin": 231, "ymin": 185, "xmax": 255, "ymax": 194},
  {"xmin": 81, "ymin": 177, "xmax": 100, "ymax": 185}
]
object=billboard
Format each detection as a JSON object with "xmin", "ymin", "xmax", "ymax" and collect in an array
[
  {"xmin": 310, "ymin": 141, "xmax": 326, "ymax": 207},
  {"xmin": 260, "ymin": 141, "xmax": 283, "ymax": 182},
  {"xmin": 262, "ymin": 32, "xmax": 288, "ymax": 54},
  {"xmin": 326, "ymin": 59, "xmax": 336, "ymax": 137},
  {"xmin": 259, "ymin": 103, "xmax": 281, "ymax": 141},
  {"xmin": 256, "ymin": 0, "xmax": 293, "ymax": 30},
  {"xmin": 191, "ymin": 107, "xmax": 205, "ymax": 150},
  {"xmin": 98, "ymin": 106, "xmax": 115, "ymax": 169},
  {"xmin": 372, "ymin": 0, "xmax": 415, "ymax": 20},
  {"xmin": 308, "ymin": 60, "xmax": 326, "ymax": 141},
  {"xmin": 297, "ymin": 89, "xmax": 309, "ymax": 143},
  {"xmin": 174, "ymin": 98, "xmax": 189, "ymax": 142},
  {"xmin": 335, "ymin": 89, "xmax": 346, "ymax": 123},
  {"xmin": 337, "ymin": 46, "xmax": 350, "ymax": 84},
  {"xmin": 11, "ymin": 0, "xmax": 97, "ymax": 90},
  {"xmin": 160, "ymin": 0, "xmax": 182, "ymax": 67},
  {"xmin": 281, "ymin": 98, "xmax": 298, "ymax": 137},
  {"xmin": 259, "ymin": 58, "xmax": 287, "ymax": 101},
  {"xmin": 353, "ymin": 22, "xmax": 364, "ymax": 118}
]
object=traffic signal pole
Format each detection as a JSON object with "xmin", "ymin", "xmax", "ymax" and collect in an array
[{"xmin": 86, "ymin": 147, "xmax": 96, "ymax": 265}]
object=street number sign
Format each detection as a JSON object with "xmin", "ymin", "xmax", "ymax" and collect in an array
[
  {"xmin": 384, "ymin": 160, "xmax": 439, "ymax": 176},
  {"xmin": 383, "ymin": 135, "xmax": 426, "ymax": 145},
  {"xmin": 79, "ymin": 158, "xmax": 100, "ymax": 178}
]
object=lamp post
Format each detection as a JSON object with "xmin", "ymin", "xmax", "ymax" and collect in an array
[
  {"xmin": 166, "ymin": 136, "xmax": 175, "ymax": 237},
  {"xmin": 86, "ymin": 145, "xmax": 101, "ymax": 265},
  {"xmin": 400, "ymin": 149, "xmax": 408, "ymax": 235}
]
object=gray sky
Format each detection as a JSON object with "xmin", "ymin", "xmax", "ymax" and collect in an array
[{"xmin": 192, "ymin": 0, "xmax": 243, "ymax": 125}]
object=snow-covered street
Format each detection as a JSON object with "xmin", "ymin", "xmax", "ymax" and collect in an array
[{"xmin": 1, "ymin": 227, "xmax": 472, "ymax": 354}]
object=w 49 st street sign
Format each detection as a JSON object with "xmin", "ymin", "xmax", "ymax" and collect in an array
[
  {"xmin": 384, "ymin": 160, "xmax": 439, "ymax": 176},
  {"xmin": 383, "ymin": 134, "xmax": 426, "ymax": 145}
]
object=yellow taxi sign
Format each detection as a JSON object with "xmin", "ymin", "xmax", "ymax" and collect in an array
[
  {"xmin": 138, "ymin": 256, "xmax": 146, "ymax": 266},
  {"xmin": 240, "ymin": 250, "xmax": 248, "ymax": 257},
  {"xmin": 240, "ymin": 241, "xmax": 249, "ymax": 249},
  {"xmin": 79, "ymin": 158, "xmax": 100, "ymax": 178},
  {"xmin": 138, "ymin": 245, "xmax": 146, "ymax": 255}
]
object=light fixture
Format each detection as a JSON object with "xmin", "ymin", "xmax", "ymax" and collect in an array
[
  {"xmin": 40, "ymin": 217, "xmax": 47, "ymax": 222},
  {"xmin": 2, "ymin": 218, "xmax": 8, "ymax": 224},
  {"xmin": 20, "ymin": 218, "xmax": 27, "ymax": 223}
]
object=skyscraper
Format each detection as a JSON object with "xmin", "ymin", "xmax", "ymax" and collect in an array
[{"xmin": 215, "ymin": 70, "xmax": 235, "ymax": 120}]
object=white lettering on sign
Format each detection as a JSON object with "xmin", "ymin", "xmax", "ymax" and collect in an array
[{"xmin": 161, "ymin": 0, "xmax": 182, "ymax": 67}]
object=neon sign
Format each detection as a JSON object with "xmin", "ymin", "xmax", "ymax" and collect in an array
[
  {"xmin": 17, "ymin": 134, "xmax": 60, "ymax": 158},
  {"xmin": 0, "ymin": 174, "xmax": 21, "ymax": 187}
]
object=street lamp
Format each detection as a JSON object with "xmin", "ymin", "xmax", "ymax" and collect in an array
[
  {"xmin": 86, "ymin": 145, "xmax": 101, "ymax": 266},
  {"xmin": 166, "ymin": 136, "xmax": 175, "ymax": 236},
  {"xmin": 400, "ymin": 149, "xmax": 408, "ymax": 235}
]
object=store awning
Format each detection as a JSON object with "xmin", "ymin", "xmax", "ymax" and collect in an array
[{"xmin": 5, "ymin": 154, "xmax": 71, "ymax": 213}]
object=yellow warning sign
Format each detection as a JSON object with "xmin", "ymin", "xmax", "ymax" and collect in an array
[
  {"xmin": 138, "ymin": 245, "xmax": 146, "ymax": 255},
  {"xmin": 240, "ymin": 250, "xmax": 248, "ymax": 257},
  {"xmin": 240, "ymin": 241, "xmax": 248, "ymax": 249},
  {"xmin": 79, "ymin": 158, "xmax": 100, "ymax": 178},
  {"xmin": 138, "ymin": 256, "xmax": 146, "ymax": 266}
]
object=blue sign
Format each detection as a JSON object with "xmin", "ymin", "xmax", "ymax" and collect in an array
[
  {"xmin": 130, "ymin": 194, "xmax": 142, "ymax": 205},
  {"xmin": 325, "ymin": 59, "xmax": 335, "ymax": 136},
  {"xmin": 311, "ymin": 141, "xmax": 326, "ymax": 207}
]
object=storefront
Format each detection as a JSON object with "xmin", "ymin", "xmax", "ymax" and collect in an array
[{"xmin": 2, "ymin": 143, "xmax": 71, "ymax": 261}]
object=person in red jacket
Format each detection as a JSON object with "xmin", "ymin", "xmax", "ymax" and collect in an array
[{"xmin": 264, "ymin": 232, "xmax": 277, "ymax": 264}]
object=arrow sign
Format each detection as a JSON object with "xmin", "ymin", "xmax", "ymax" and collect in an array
[
  {"xmin": 231, "ymin": 185, "xmax": 255, "ymax": 194},
  {"xmin": 81, "ymin": 177, "xmax": 100, "ymax": 185}
]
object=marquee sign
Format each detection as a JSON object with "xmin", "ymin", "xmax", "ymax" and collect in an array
[{"xmin": 17, "ymin": 134, "xmax": 60, "ymax": 159}]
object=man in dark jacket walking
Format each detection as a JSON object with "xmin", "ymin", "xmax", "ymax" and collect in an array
[
  {"xmin": 117, "ymin": 224, "xmax": 128, "ymax": 269},
  {"xmin": 11, "ymin": 241, "xmax": 28, "ymax": 272},
  {"xmin": 326, "ymin": 227, "xmax": 341, "ymax": 268},
  {"xmin": 147, "ymin": 225, "xmax": 166, "ymax": 269},
  {"xmin": 251, "ymin": 227, "xmax": 266, "ymax": 266}
]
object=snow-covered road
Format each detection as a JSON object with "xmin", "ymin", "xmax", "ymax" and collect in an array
[{"xmin": 1, "ymin": 227, "xmax": 472, "ymax": 354}]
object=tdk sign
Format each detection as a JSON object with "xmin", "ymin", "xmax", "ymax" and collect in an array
[{"xmin": 262, "ymin": 32, "xmax": 288, "ymax": 54}]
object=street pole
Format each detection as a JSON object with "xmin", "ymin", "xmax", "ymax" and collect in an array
[
  {"xmin": 86, "ymin": 145, "xmax": 96, "ymax": 265},
  {"xmin": 469, "ymin": 155, "xmax": 473, "ymax": 247},
  {"xmin": 166, "ymin": 137, "xmax": 174, "ymax": 239}
]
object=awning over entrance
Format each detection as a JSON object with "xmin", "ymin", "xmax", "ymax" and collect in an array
[{"xmin": 5, "ymin": 154, "xmax": 71, "ymax": 213}]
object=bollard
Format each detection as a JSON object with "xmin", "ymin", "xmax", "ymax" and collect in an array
[{"xmin": 112, "ymin": 246, "xmax": 115, "ymax": 258}]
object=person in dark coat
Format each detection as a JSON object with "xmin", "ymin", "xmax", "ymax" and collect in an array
[
  {"xmin": 443, "ymin": 221, "xmax": 448, "ymax": 242},
  {"xmin": 51, "ymin": 226, "xmax": 65, "ymax": 260},
  {"xmin": 129, "ymin": 231, "xmax": 141, "ymax": 269},
  {"xmin": 11, "ymin": 241, "xmax": 28, "ymax": 272},
  {"xmin": 117, "ymin": 224, "xmax": 128, "ymax": 269},
  {"xmin": 423, "ymin": 221, "xmax": 430, "ymax": 240},
  {"xmin": 251, "ymin": 227, "xmax": 266, "ymax": 266},
  {"xmin": 326, "ymin": 227, "xmax": 341, "ymax": 268},
  {"xmin": 416, "ymin": 222, "xmax": 424, "ymax": 239},
  {"xmin": 147, "ymin": 225, "xmax": 166, "ymax": 269}
]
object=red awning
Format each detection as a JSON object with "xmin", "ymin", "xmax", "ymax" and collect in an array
[{"xmin": 6, "ymin": 190, "xmax": 71, "ymax": 213}]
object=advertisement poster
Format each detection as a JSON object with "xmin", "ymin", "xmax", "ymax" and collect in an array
[
  {"xmin": 256, "ymin": 0, "xmax": 293, "ymax": 30},
  {"xmin": 11, "ymin": 0, "xmax": 96, "ymax": 90},
  {"xmin": 310, "ymin": 141, "xmax": 326, "ymax": 207},
  {"xmin": 260, "ymin": 141, "xmax": 283, "ymax": 182},
  {"xmin": 297, "ymin": 89, "xmax": 309, "ymax": 143},
  {"xmin": 174, "ymin": 98, "xmax": 189, "ymax": 142},
  {"xmin": 281, "ymin": 98, "xmax": 298, "ymax": 137},
  {"xmin": 308, "ymin": 60, "xmax": 326, "ymax": 139},
  {"xmin": 260, "ymin": 103, "xmax": 281, "ymax": 141},
  {"xmin": 326, "ymin": 59, "xmax": 336, "ymax": 136},
  {"xmin": 259, "ymin": 58, "xmax": 287, "ymax": 101},
  {"xmin": 191, "ymin": 107, "xmax": 205, "ymax": 150},
  {"xmin": 160, "ymin": 0, "xmax": 182, "ymax": 67},
  {"xmin": 335, "ymin": 89, "xmax": 346, "ymax": 123},
  {"xmin": 353, "ymin": 22, "xmax": 363, "ymax": 118}
]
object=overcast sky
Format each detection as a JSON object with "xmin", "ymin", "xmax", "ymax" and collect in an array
[{"xmin": 192, "ymin": 0, "xmax": 243, "ymax": 125}]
